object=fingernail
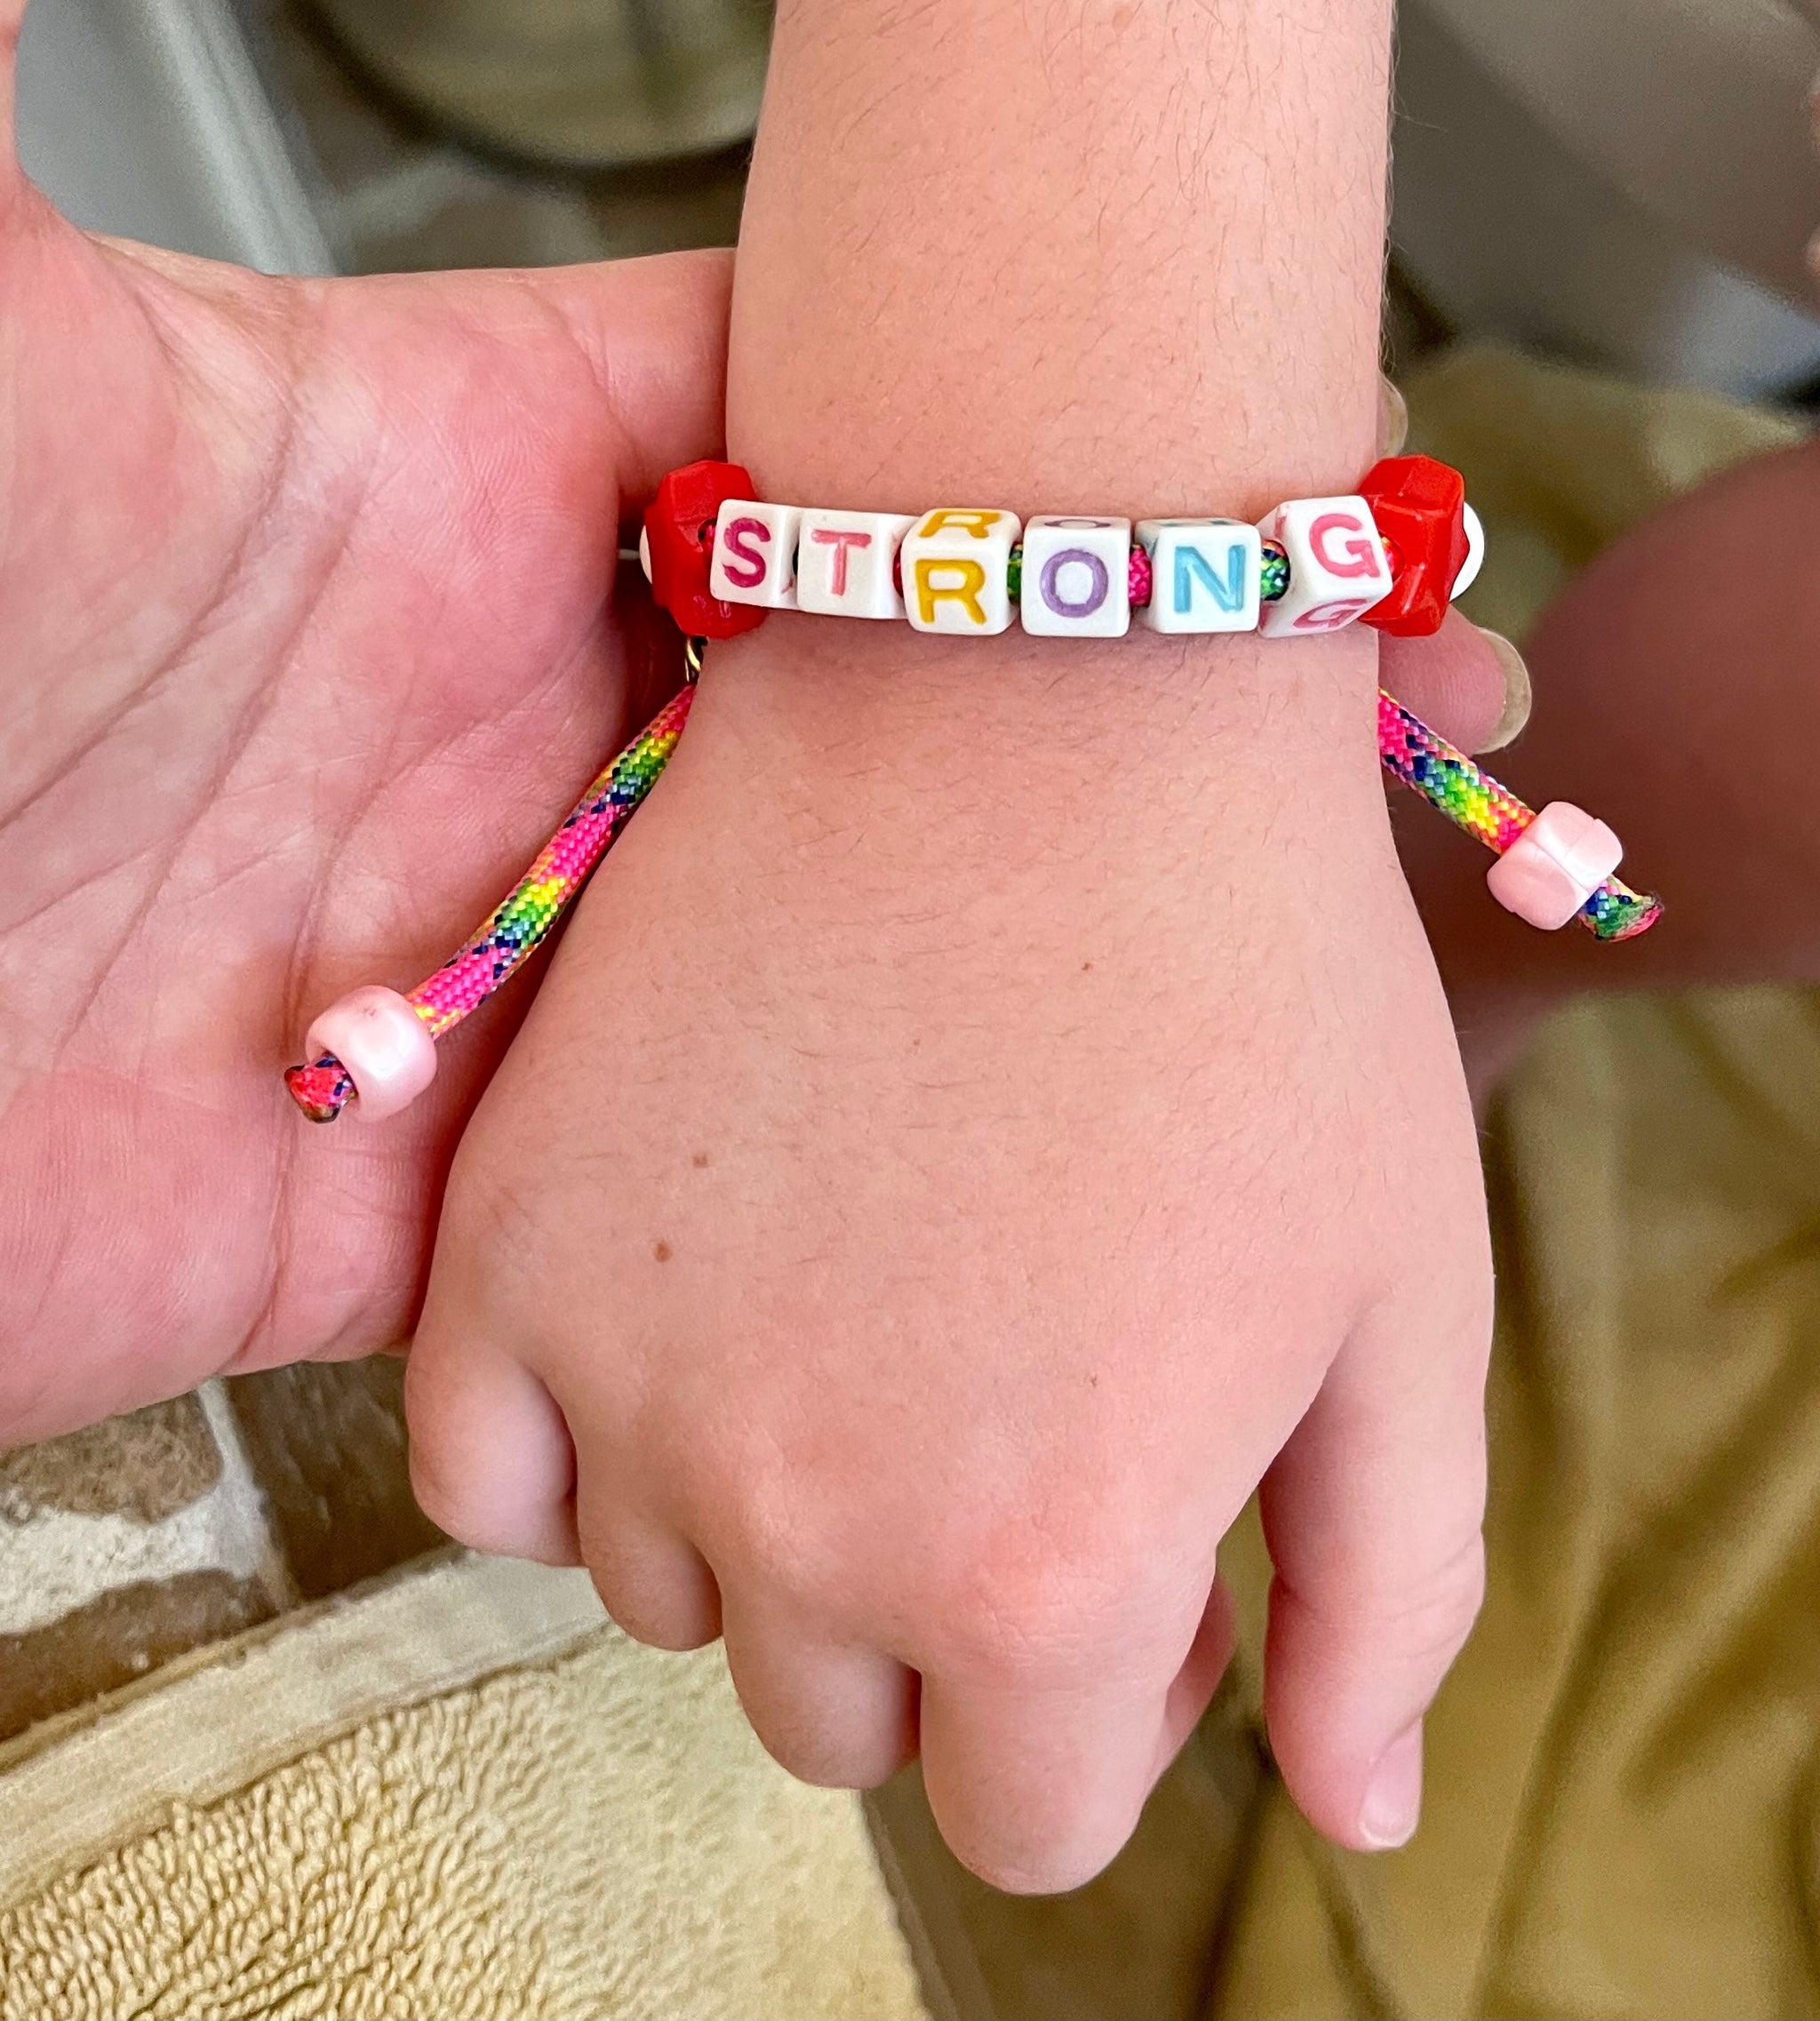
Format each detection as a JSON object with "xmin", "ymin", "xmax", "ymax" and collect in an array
[
  {"xmin": 1359, "ymin": 1721, "xmax": 1424, "ymax": 1849},
  {"xmin": 1377, "ymin": 375, "xmax": 1409, "ymax": 459},
  {"xmin": 1475, "ymin": 628, "xmax": 1532, "ymax": 754}
]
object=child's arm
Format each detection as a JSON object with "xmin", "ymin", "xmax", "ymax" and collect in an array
[{"xmin": 409, "ymin": 0, "xmax": 1498, "ymax": 1889}]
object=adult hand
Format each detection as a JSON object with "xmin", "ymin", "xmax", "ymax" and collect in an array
[{"xmin": 0, "ymin": 0, "xmax": 728, "ymax": 1442}]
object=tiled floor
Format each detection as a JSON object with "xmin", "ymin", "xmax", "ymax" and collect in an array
[{"xmin": 0, "ymin": 1362, "xmax": 443, "ymax": 1745}]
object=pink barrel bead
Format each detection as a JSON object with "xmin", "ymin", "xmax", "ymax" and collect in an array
[{"xmin": 304, "ymin": 987, "xmax": 438, "ymax": 1122}]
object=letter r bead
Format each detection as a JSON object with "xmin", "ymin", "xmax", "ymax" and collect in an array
[{"xmin": 900, "ymin": 507, "xmax": 1020, "ymax": 634}]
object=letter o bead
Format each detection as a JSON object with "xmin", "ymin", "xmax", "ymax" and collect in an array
[
  {"xmin": 900, "ymin": 508, "xmax": 1021, "ymax": 636},
  {"xmin": 1018, "ymin": 517, "xmax": 1132, "ymax": 638},
  {"xmin": 1257, "ymin": 495, "xmax": 1393, "ymax": 638},
  {"xmin": 709, "ymin": 500, "xmax": 802, "ymax": 610}
]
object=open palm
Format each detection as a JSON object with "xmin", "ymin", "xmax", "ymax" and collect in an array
[{"xmin": 0, "ymin": 6, "xmax": 729, "ymax": 1442}]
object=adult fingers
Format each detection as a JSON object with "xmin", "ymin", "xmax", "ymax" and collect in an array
[
  {"xmin": 1152, "ymin": 1578, "xmax": 1238, "ymax": 1782},
  {"xmin": 1377, "ymin": 374, "xmax": 1409, "ymax": 458},
  {"xmin": 0, "ymin": 0, "xmax": 22, "ymax": 183},
  {"xmin": 1379, "ymin": 607, "xmax": 1530, "ymax": 757},
  {"xmin": 404, "ymin": 1336, "xmax": 582, "ymax": 1567},
  {"xmin": 1257, "ymin": 1268, "xmax": 1493, "ymax": 1851},
  {"xmin": 720, "ymin": 1593, "xmax": 919, "ymax": 1789}
]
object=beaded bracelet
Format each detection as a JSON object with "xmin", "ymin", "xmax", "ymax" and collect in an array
[
  {"xmin": 639, "ymin": 454, "xmax": 1485, "ymax": 643},
  {"xmin": 283, "ymin": 458, "xmax": 1659, "ymax": 1126}
]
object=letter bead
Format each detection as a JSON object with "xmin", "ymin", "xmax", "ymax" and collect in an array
[
  {"xmin": 1133, "ymin": 519, "xmax": 1262, "ymax": 635},
  {"xmin": 1018, "ymin": 517, "xmax": 1132, "ymax": 638},
  {"xmin": 709, "ymin": 499, "xmax": 802, "ymax": 610},
  {"xmin": 1257, "ymin": 495, "xmax": 1393, "ymax": 638},
  {"xmin": 796, "ymin": 509, "xmax": 916, "ymax": 619},
  {"xmin": 900, "ymin": 508, "xmax": 1022, "ymax": 635}
]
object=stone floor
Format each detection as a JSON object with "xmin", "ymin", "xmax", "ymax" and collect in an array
[{"xmin": 0, "ymin": 1362, "xmax": 443, "ymax": 1744}]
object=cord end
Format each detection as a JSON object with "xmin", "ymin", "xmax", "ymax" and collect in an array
[{"xmin": 285, "ymin": 1053, "xmax": 355, "ymax": 1122}]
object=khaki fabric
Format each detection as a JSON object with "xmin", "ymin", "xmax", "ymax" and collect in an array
[
  {"xmin": 1212, "ymin": 992, "xmax": 1820, "ymax": 2018},
  {"xmin": 0, "ymin": 1553, "xmax": 925, "ymax": 2021}
]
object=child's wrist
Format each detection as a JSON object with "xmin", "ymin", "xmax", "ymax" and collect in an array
[{"xmin": 698, "ymin": 612, "xmax": 1381, "ymax": 813}]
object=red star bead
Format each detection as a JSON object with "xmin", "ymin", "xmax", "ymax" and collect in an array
[
  {"xmin": 1358, "ymin": 455, "xmax": 1472, "ymax": 638},
  {"xmin": 643, "ymin": 460, "xmax": 770, "ymax": 640}
]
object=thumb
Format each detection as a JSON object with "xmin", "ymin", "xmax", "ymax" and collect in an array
[
  {"xmin": 1379, "ymin": 607, "xmax": 1531, "ymax": 759},
  {"xmin": 512, "ymin": 248, "xmax": 735, "ymax": 506},
  {"xmin": 1258, "ymin": 1259, "xmax": 1493, "ymax": 1850}
]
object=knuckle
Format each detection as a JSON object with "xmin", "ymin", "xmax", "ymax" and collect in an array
[
  {"xmin": 936, "ymin": 1535, "xmax": 1132, "ymax": 1678},
  {"xmin": 404, "ymin": 1442, "xmax": 490, "ymax": 1550},
  {"xmin": 1359, "ymin": 1529, "xmax": 1488, "ymax": 1669}
]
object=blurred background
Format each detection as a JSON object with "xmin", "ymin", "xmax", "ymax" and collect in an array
[
  {"xmin": 20, "ymin": 0, "xmax": 1820, "ymax": 392},
  {"xmin": 7, "ymin": 4, "xmax": 1820, "ymax": 2017}
]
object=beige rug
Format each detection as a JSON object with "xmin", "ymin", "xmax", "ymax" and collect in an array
[{"xmin": 0, "ymin": 1551, "xmax": 926, "ymax": 2020}]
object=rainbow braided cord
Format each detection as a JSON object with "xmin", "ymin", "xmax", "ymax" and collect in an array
[
  {"xmin": 284, "ymin": 682, "xmax": 695, "ymax": 1122},
  {"xmin": 283, "ymin": 659, "xmax": 1655, "ymax": 1125},
  {"xmin": 410, "ymin": 683, "xmax": 694, "ymax": 1035},
  {"xmin": 1377, "ymin": 690, "xmax": 1660, "ymax": 941}
]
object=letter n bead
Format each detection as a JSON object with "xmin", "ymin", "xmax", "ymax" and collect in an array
[
  {"xmin": 1134, "ymin": 520, "xmax": 1261, "ymax": 634},
  {"xmin": 900, "ymin": 508, "xmax": 1021, "ymax": 635},
  {"xmin": 1257, "ymin": 495, "xmax": 1393, "ymax": 638},
  {"xmin": 709, "ymin": 499, "xmax": 802, "ymax": 610},
  {"xmin": 796, "ymin": 509, "xmax": 916, "ymax": 619},
  {"xmin": 1018, "ymin": 517, "xmax": 1132, "ymax": 637}
]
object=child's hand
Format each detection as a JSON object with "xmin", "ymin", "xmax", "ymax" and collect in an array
[
  {"xmin": 0, "ymin": 3, "xmax": 728, "ymax": 1442},
  {"xmin": 409, "ymin": 616, "xmax": 1497, "ymax": 1891}
]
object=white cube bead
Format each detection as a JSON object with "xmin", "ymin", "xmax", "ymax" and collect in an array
[
  {"xmin": 1134, "ymin": 519, "xmax": 1261, "ymax": 634},
  {"xmin": 708, "ymin": 499, "xmax": 801, "ymax": 610},
  {"xmin": 1018, "ymin": 516, "xmax": 1132, "ymax": 638},
  {"xmin": 795, "ymin": 508, "xmax": 916, "ymax": 619},
  {"xmin": 1256, "ymin": 495, "xmax": 1393, "ymax": 638},
  {"xmin": 900, "ymin": 508, "xmax": 1021, "ymax": 636}
]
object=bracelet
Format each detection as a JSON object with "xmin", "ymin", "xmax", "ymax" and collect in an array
[
  {"xmin": 637, "ymin": 455, "xmax": 1485, "ymax": 643},
  {"xmin": 282, "ymin": 459, "xmax": 1661, "ymax": 1127}
]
